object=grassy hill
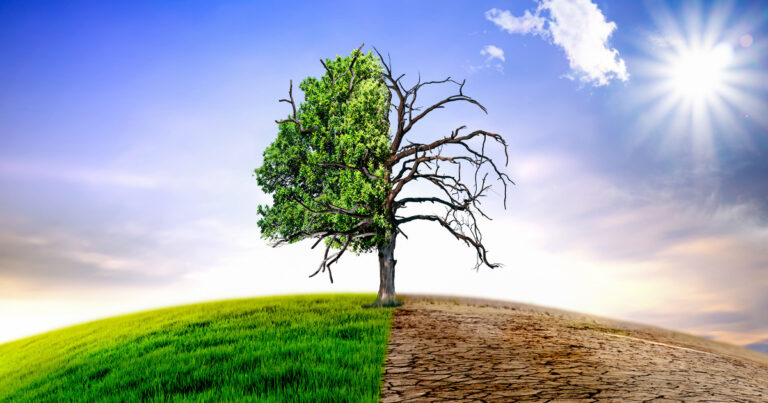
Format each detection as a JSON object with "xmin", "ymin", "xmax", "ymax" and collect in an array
[{"xmin": 0, "ymin": 294, "xmax": 394, "ymax": 403}]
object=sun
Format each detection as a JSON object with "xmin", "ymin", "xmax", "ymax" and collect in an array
[
  {"xmin": 630, "ymin": 2, "xmax": 767, "ymax": 164},
  {"xmin": 667, "ymin": 43, "xmax": 733, "ymax": 103}
]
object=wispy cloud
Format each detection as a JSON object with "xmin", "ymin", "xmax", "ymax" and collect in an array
[
  {"xmin": 0, "ymin": 160, "xmax": 160, "ymax": 188},
  {"xmin": 500, "ymin": 152, "xmax": 768, "ymax": 345},
  {"xmin": 0, "ymin": 226, "xmax": 168, "ymax": 284},
  {"xmin": 471, "ymin": 45, "xmax": 506, "ymax": 73},
  {"xmin": 486, "ymin": 0, "xmax": 628, "ymax": 86},
  {"xmin": 481, "ymin": 45, "xmax": 505, "ymax": 62}
]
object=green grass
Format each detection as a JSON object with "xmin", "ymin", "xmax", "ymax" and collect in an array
[{"xmin": 0, "ymin": 294, "xmax": 394, "ymax": 402}]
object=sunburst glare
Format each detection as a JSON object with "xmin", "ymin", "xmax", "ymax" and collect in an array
[
  {"xmin": 631, "ymin": 1, "xmax": 768, "ymax": 166},
  {"xmin": 667, "ymin": 42, "xmax": 732, "ymax": 102}
]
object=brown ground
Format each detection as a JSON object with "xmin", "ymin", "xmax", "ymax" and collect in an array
[{"xmin": 381, "ymin": 295, "xmax": 768, "ymax": 402}]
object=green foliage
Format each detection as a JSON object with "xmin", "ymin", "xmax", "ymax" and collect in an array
[
  {"xmin": 0, "ymin": 294, "xmax": 394, "ymax": 403},
  {"xmin": 255, "ymin": 48, "xmax": 391, "ymax": 252}
]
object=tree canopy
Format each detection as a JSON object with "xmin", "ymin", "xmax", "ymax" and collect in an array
[
  {"xmin": 256, "ymin": 48, "xmax": 391, "ymax": 264},
  {"xmin": 256, "ymin": 45, "xmax": 512, "ymax": 304}
]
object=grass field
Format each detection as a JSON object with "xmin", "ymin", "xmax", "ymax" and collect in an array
[{"xmin": 0, "ymin": 294, "xmax": 394, "ymax": 402}]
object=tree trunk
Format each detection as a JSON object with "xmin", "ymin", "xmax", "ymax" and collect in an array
[{"xmin": 375, "ymin": 231, "xmax": 401, "ymax": 307}]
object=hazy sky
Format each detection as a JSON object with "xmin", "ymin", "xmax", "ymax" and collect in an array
[{"xmin": 1, "ymin": 0, "xmax": 767, "ymax": 348}]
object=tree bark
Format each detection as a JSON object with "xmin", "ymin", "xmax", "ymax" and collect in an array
[{"xmin": 375, "ymin": 231, "xmax": 401, "ymax": 306}]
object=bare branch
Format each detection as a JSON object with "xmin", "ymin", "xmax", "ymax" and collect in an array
[
  {"xmin": 320, "ymin": 60, "xmax": 334, "ymax": 84},
  {"xmin": 321, "ymin": 43, "xmax": 365, "ymax": 90},
  {"xmin": 275, "ymin": 80, "xmax": 315, "ymax": 134},
  {"xmin": 288, "ymin": 195, "xmax": 370, "ymax": 219},
  {"xmin": 390, "ymin": 128, "xmax": 505, "ymax": 165},
  {"xmin": 373, "ymin": 47, "xmax": 408, "ymax": 153},
  {"xmin": 403, "ymin": 79, "xmax": 487, "ymax": 135},
  {"xmin": 396, "ymin": 213, "xmax": 500, "ymax": 270},
  {"xmin": 318, "ymin": 162, "xmax": 380, "ymax": 181},
  {"xmin": 348, "ymin": 43, "xmax": 365, "ymax": 92},
  {"xmin": 395, "ymin": 197, "xmax": 469, "ymax": 211},
  {"xmin": 308, "ymin": 231, "xmax": 375, "ymax": 283}
]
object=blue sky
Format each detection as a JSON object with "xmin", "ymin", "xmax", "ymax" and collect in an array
[{"xmin": 1, "ymin": 0, "xmax": 767, "ymax": 349}]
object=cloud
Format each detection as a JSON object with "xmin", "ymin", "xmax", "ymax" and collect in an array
[
  {"xmin": 746, "ymin": 339, "xmax": 768, "ymax": 354},
  {"xmin": 0, "ymin": 159, "xmax": 160, "ymax": 188},
  {"xmin": 501, "ymin": 152, "xmax": 768, "ymax": 345},
  {"xmin": 486, "ymin": 0, "xmax": 629, "ymax": 86},
  {"xmin": 485, "ymin": 9, "xmax": 546, "ymax": 35},
  {"xmin": 481, "ymin": 45, "xmax": 505, "ymax": 62},
  {"xmin": 0, "ymin": 226, "xmax": 171, "ymax": 285},
  {"xmin": 2, "ymin": 150, "xmax": 767, "ymax": 347},
  {"xmin": 471, "ymin": 45, "xmax": 506, "ymax": 73}
]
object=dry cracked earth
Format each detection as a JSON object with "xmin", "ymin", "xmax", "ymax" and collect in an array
[{"xmin": 381, "ymin": 296, "xmax": 768, "ymax": 402}]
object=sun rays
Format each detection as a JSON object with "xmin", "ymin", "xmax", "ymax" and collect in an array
[{"xmin": 631, "ymin": 1, "xmax": 768, "ymax": 166}]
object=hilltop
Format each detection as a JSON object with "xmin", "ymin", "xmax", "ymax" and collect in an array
[{"xmin": 2, "ymin": 294, "xmax": 766, "ymax": 402}]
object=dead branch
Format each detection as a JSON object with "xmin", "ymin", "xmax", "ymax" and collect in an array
[
  {"xmin": 395, "ymin": 213, "xmax": 500, "ymax": 270},
  {"xmin": 275, "ymin": 80, "xmax": 315, "ymax": 134}
]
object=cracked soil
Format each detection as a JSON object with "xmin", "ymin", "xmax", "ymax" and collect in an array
[{"xmin": 381, "ymin": 296, "xmax": 768, "ymax": 402}]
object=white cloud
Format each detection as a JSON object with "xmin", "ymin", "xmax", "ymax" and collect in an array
[
  {"xmin": 471, "ymin": 45, "xmax": 506, "ymax": 73},
  {"xmin": 481, "ymin": 45, "xmax": 506, "ymax": 62},
  {"xmin": 485, "ymin": 8, "xmax": 546, "ymax": 35},
  {"xmin": 486, "ymin": 0, "xmax": 629, "ymax": 86}
]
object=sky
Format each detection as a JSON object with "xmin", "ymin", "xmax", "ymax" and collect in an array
[{"xmin": 1, "ymin": 0, "xmax": 767, "ymax": 350}]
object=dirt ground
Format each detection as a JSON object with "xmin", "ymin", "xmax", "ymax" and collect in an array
[{"xmin": 381, "ymin": 295, "xmax": 768, "ymax": 402}]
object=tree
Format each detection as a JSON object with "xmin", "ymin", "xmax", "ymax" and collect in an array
[{"xmin": 255, "ymin": 45, "xmax": 513, "ymax": 306}]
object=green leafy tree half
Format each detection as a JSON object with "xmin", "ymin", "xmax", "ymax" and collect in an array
[{"xmin": 256, "ymin": 45, "xmax": 513, "ymax": 306}]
